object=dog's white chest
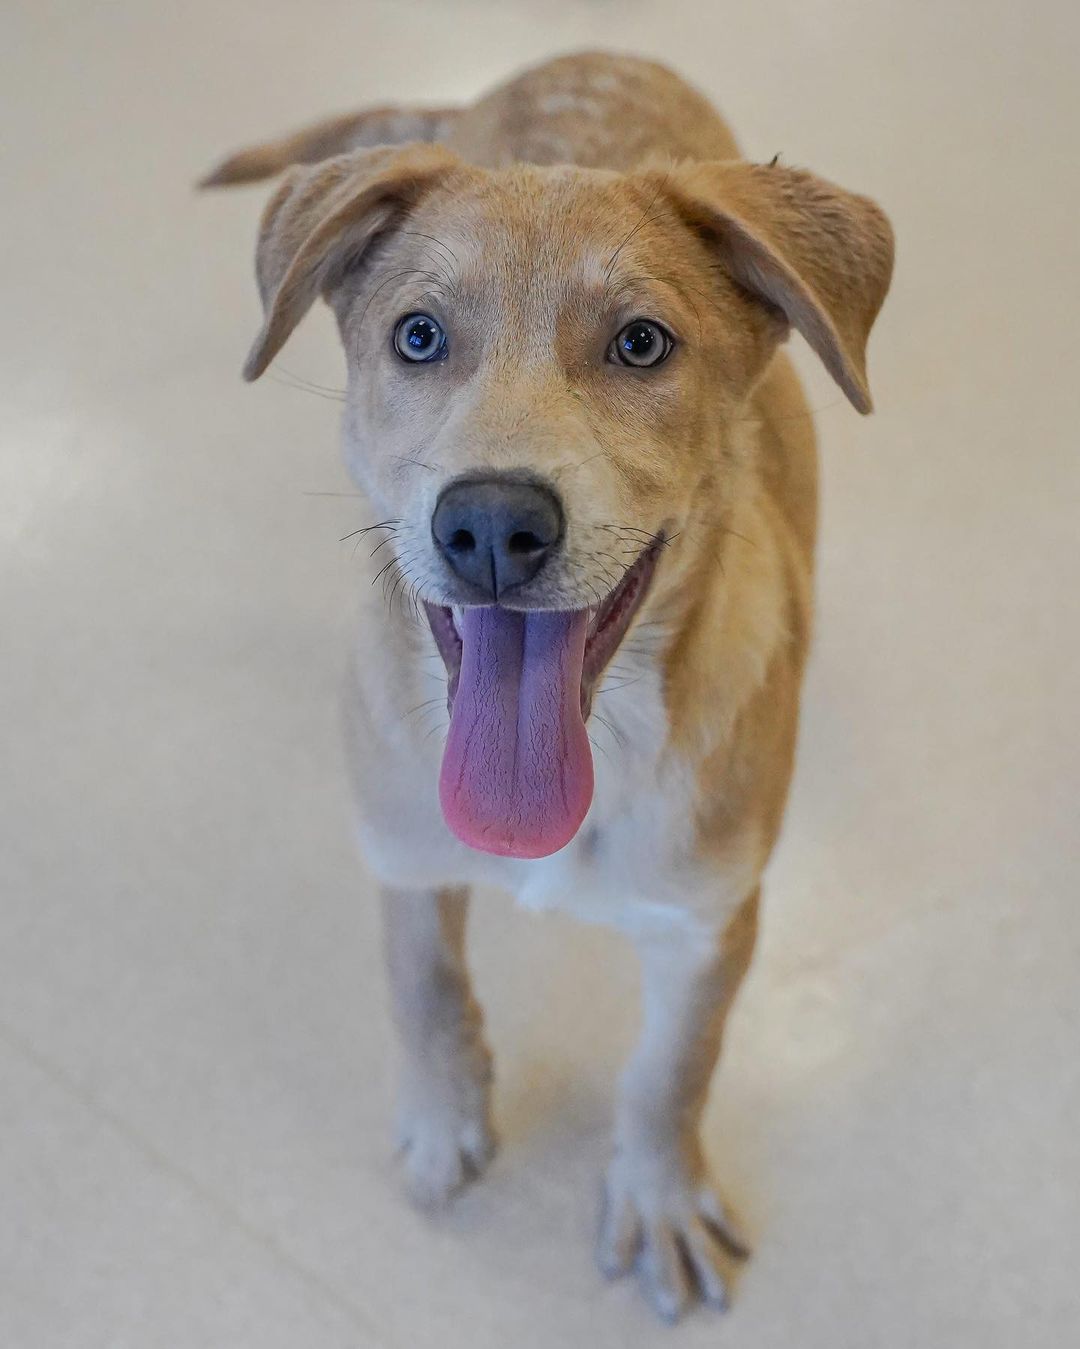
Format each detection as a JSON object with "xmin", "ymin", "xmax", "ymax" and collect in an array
[
  {"xmin": 354, "ymin": 649, "xmax": 740, "ymax": 937},
  {"xmin": 479, "ymin": 668, "xmax": 713, "ymax": 934}
]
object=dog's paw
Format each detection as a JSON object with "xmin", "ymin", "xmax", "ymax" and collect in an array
[
  {"xmin": 597, "ymin": 1152, "xmax": 750, "ymax": 1322},
  {"xmin": 395, "ymin": 1046, "xmax": 496, "ymax": 1210},
  {"xmin": 397, "ymin": 1103, "xmax": 496, "ymax": 1210}
]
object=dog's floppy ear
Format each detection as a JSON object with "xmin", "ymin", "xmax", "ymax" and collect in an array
[
  {"xmin": 665, "ymin": 161, "xmax": 894, "ymax": 412},
  {"xmin": 243, "ymin": 142, "xmax": 460, "ymax": 381}
]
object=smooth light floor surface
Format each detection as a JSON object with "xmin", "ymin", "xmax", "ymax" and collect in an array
[{"xmin": 2, "ymin": 2, "xmax": 1078, "ymax": 1345}]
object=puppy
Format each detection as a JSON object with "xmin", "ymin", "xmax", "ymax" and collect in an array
[{"xmin": 205, "ymin": 51, "xmax": 893, "ymax": 1321}]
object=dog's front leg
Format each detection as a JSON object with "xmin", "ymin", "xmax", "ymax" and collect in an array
[
  {"xmin": 381, "ymin": 885, "xmax": 496, "ymax": 1209},
  {"xmin": 598, "ymin": 889, "xmax": 758, "ymax": 1321}
]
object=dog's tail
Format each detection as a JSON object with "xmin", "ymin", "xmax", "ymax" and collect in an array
[{"xmin": 199, "ymin": 104, "xmax": 459, "ymax": 188}]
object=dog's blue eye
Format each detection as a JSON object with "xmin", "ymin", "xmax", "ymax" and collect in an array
[
  {"xmin": 393, "ymin": 313, "xmax": 447, "ymax": 363},
  {"xmin": 610, "ymin": 319, "xmax": 673, "ymax": 369}
]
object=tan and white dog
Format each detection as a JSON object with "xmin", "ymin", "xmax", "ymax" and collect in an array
[{"xmin": 205, "ymin": 51, "xmax": 893, "ymax": 1321}]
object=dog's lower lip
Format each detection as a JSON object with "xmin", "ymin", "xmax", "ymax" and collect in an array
[{"xmin": 424, "ymin": 540, "xmax": 663, "ymax": 716}]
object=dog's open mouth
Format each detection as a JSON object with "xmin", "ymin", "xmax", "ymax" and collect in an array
[{"xmin": 424, "ymin": 540, "xmax": 662, "ymax": 860}]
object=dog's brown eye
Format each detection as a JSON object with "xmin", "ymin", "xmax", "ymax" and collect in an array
[
  {"xmin": 609, "ymin": 319, "xmax": 673, "ymax": 369},
  {"xmin": 393, "ymin": 312, "xmax": 447, "ymax": 363}
]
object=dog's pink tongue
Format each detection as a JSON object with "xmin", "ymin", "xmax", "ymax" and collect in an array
[{"xmin": 439, "ymin": 607, "xmax": 593, "ymax": 859}]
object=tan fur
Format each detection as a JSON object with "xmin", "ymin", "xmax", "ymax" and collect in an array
[
  {"xmin": 200, "ymin": 105, "xmax": 456, "ymax": 187},
  {"xmin": 206, "ymin": 50, "xmax": 893, "ymax": 1322}
]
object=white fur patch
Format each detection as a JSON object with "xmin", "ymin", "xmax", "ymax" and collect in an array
[
  {"xmin": 353, "ymin": 624, "xmax": 754, "ymax": 942},
  {"xmin": 536, "ymin": 93, "xmax": 604, "ymax": 118}
]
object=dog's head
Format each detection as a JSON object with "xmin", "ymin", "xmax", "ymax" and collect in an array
[{"xmin": 241, "ymin": 144, "xmax": 892, "ymax": 858}]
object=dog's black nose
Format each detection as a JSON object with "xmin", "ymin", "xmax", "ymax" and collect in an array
[{"xmin": 432, "ymin": 475, "xmax": 564, "ymax": 600}]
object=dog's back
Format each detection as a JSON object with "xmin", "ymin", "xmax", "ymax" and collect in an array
[
  {"xmin": 444, "ymin": 52, "xmax": 741, "ymax": 170},
  {"xmin": 203, "ymin": 52, "xmax": 739, "ymax": 181}
]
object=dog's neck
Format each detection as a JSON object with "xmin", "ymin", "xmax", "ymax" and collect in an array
[{"xmin": 648, "ymin": 424, "xmax": 798, "ymax": 758}]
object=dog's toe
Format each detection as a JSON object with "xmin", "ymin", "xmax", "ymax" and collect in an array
[
  {"xmin": 597, "ymin": 1187, "xmax": 643, "ymax": 1278},
  {"xmin": 598, "ymin": 1158, "xmax": 748, "ymax": 1322},
  {"xmin": 398, "ymin": 1108, "xmax": 497, "ymax": 1210},
  {"xmin": 639, "ymin": 1220, "xmax": 694, "ymax": 1323}
]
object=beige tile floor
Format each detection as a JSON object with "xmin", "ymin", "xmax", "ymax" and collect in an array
[{"xmin": 2, "ymin": 1, "xmax": 1078, "ymax": 1345}]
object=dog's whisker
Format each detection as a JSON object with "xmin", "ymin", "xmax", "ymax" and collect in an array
[
  {"xmin": 400, "ymin": 230, "xmax": 461, "ymax": 283},
  {"xmin": 372, "ymin": 557, "xmax": 399, "ymax": 588},
  {"xmin": 591, "ymin": 712, "xmax": 628, "ymax": 750},
  {"xmin": 603, "ymin": 170, "xmax": 671, "ymax": 283},
  {"xmin": 587, "ymin": 732, "xmax": 612, "ymax": 764},
  {"xmin": 404, "ymin": 696, "xmax": 446, "ymax": 718},
  {"xmin": 389, "ymin": 454, "xmax": 439, "ymax": 473},
  {"xmin": 597, "ymin": 675, "xmax": 646, "ymax": 695},
  {"xmin": 422, "ymin": 718, "xmax": 449, "ymax": 745},
  {"xmin": 268, "ymin": 372, "xmax": 347, "ymax": 404},
  {"xmin": 340, "ymin": 520, "xmax": 399, "ymax": 543},
  {"xmin": 355, "ymin": 267, "xmax": 451, "ymax": 341},
  {"xmin": 566, "ymin": 449, "xmax": 612, "ymax": 474},
  {"xmin": 275, "ymin": 364, "xmax": 347, "ymax": 397}
]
